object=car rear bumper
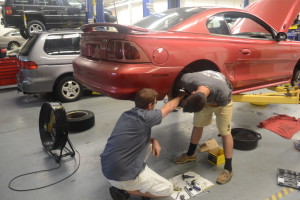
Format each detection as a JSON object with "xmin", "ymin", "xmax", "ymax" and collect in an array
[
  {"xmin": 16, "ymin": 72, "xmax": 54, "ymax": 94},
  {"xmin": 1, "ymin": 16, "xmax": 24, "ymax": 28},
  {"xmin": 73, "ymin": 56, "xmax": 181, "ymax": 100}
]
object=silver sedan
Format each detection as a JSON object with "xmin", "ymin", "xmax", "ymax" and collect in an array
[{"xmin": 0, "ymin": 30, "xmax": 27, "ymax": 50}]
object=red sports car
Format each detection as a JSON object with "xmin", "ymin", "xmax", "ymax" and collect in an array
[{"xmin": 73, "ymin": 0, "xmax": 300, "ymax": 100}]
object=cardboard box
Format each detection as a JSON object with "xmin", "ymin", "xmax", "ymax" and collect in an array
[{"xmin": 199, "ymin": 139, "xmax": 225, "ymax": 166}]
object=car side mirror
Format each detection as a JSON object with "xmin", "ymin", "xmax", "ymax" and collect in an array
[{"xmin": 275, "ymin": 32, "xmax": 287, "ymax": 42}]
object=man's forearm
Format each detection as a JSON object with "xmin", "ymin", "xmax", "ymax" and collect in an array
[{"xmin": 165, "ymin": 96, "xmax": 182, "ymax": 110}]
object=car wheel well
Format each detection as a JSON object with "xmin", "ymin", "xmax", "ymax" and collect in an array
[
  {"xmin": 53, "ymin": 73, "xmax": 74, "ymax": 90},
  {"xmin": 291, "ymin": 61, "xmax": 300, "ymax": 86},
  {"xmin": 171, "ymin": 60, "xmax": 220, "ymax": 97},
  {"xmin": 182, "ymin": 60, "xmax": 220, "ymax": 74},
  {"xmin": 26, "ymin": 16, "xmax": 46, "ymax": 25},
  {"xmin": 294, "ymin": 60, "xmax": 300, "ymax": 71}
]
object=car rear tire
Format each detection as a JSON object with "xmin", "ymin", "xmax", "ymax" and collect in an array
[
  {"xmin": 20, "ymin": 28, "xmax": 30, "ymax": 39},
  {"xmin": 291, "ymin": 68, "xmax": 300, "ymax": 87},
  {"xmin": 66, "ymin": 110, "xmax": 95, "ymax": 132},
  {"xmin": 7, "ymin": 41, "xmax": 21, "ymax": 50},
  {"xmin": 56, "ymin": 76, "xmax": 83, "ymax": 102},
  {"xmin": 27, "ymin": 20, "xmax": 46, "ymax": 36}
]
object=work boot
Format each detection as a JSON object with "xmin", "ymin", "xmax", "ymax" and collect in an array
[
  {"xmin": 216, "ymin": 170, "xmax": 233, "ymax": 184},
  {"xmin": 109, "ymin": 186, "xmax": 129, "ymax": 200},
  {"xmin": 174, "ymin": 153, "xmax": 197, "ymax": 164}
]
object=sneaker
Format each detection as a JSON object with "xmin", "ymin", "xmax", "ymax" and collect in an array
[
  {"xmin": 216, "ymin": 170, "xmax": 233, "ymax": 184},
  {"xmin": 174, "ymin": 153, "xmax": 197, "ymax": 164},
  {"xmin": 109, "ymin": 186, "xmax": 129, "ymax": 200}
]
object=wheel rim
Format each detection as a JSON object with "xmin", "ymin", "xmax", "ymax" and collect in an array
[
  {"xmin": 29, "ymin": 24, "xmax": 43, "ymax": 33},
  {"xmin": 61, "ymin": 80, "xmax": 80, "ymax": 100},
  {"xmin": 10, "ymin": 43, "xmax": 19, "ymax": 50}
]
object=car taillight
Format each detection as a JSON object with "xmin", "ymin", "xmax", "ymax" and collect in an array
[
  {"xmin": 18, "ymin": 60, "xmax": 38, "ymax": 69},
  {"xmin": 5, "ymin": 7, "xmax": 12, "ymax": 15},
  {"xmin": 107, "ymin": 40, "xmax": 149, "ymax": 62},
  {"xmin": 124, "ymin": 42, "xmax": 140, "ymax": 59},
  {"xmin": 115, "ymin": 41, "xmax": 123, "ymax": 59},
  {"xmin": 107, "ymin": 41, "xmax": 114, "ymax": 59}
]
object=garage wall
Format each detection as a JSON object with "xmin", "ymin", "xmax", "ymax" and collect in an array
[{"xmin": 108, "ymin": 0, "xmax": 258, "ymax": 25}]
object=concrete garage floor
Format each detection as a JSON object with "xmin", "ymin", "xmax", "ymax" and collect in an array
[{"xmin": 0, "ymin": 87, "xmax": 299, "ymax": 200}]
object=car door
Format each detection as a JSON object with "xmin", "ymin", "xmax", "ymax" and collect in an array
[
  {"xmin": 60, "ymin": 0, "xmax": 85, "ymax": 27},
  {"xmin": 39, "ymin": 0, "xmax": 65, "ymax": 26},
  {"xmin": 225, "ymin": 13, "xmax": 293, "ymax": 89}
]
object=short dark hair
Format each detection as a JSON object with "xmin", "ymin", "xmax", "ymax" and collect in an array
[
  {"xmin": 135, "ymin": 88, "xmax": 158, "ymax": 109},
  {"xmin": 183, "ymin": 92, "xmax": 207, "ymax": 113}
]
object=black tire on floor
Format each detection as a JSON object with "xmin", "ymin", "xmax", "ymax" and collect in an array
[{"xmin": 67, "ymin": 110, "xmax": 95, "ymax": 132}]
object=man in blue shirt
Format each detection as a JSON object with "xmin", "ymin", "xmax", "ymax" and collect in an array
[{"xmin": 101, "ymin": 88, "xmax": 184, "ymax": 200}]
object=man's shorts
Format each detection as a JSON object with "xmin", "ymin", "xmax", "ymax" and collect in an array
[
  {"xmin": 108, "ymin": 165, "xmax": 173, "ymax": 197},
  {"xmin": 193, "ymin": 101, "xmax": 233, "ymax": 135}
]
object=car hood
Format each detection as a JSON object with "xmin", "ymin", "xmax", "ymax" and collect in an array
[{"xmin": 246, "ymin": 0, "xmax": 300, "ymax": 33}]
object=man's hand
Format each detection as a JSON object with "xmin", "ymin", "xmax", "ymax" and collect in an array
[{"xmin": 151, "ymin": 139, "xmax": 161, "ymax": 159}]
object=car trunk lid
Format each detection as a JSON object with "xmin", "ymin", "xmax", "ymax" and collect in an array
[
  {"xmin": 246, "ymin": 0, "xmax": 300, "ymax": 33},
  {"xmin": 81, "ymin": 23, "xmax": 149, "ymax": 60}
]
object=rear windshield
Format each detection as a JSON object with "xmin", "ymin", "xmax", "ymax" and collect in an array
[
  {"xmin": 133, "ymin": 7, "xmax": 206, "ymax": 31},
  {"xmin": 43, "ymin": 33, "xmax": 80, "ymax": 55},
  {"xmin": 18, "ymin": 35, "xmax": 39, "ymax": 56}
]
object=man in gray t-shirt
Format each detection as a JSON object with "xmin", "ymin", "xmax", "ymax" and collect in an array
[
  {"xmin": 175, "ymin": 70, "xmax": 234, "ymax": 185},
  {"xmin": 101, "ymin": 88, "xmax": 184, "ymax": 200}
]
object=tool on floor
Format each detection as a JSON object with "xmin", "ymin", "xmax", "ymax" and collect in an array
[
  {"xmin": 277, "ymin": 168, "xmax": 300, "ymax": 190},
  {"xmin": 190, "ymin": 180, "xmax": 201, "ymax": 191},
  {"xmin": 182, "ymin": 173, "xmax": 195, "ymax": 180},
  {"xmin": 175, "ymin": 192, "xmax": 180, "ymax": 199},
  {"xmin": 184, "ymin": 186, "xmax": 193, "ymax": 197},
  {"xmin": 185, "ymin": 181, "xmax": 198, "ymax": 192},
  {"xmin": 174, "ymin": 186, "xmax": 182, "ymax": 191}
]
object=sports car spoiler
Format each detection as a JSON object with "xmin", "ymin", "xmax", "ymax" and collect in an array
[{"xmin": 82, "ymin": 23, "xmax": 149, "ymax": 34}]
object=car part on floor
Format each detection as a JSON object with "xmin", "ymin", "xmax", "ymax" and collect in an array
[
  {"xmin": 231, "ymin": 128, "xmax": 262, "ymax": 150},
  {"xmin": 56, "ymin": 76, "xmax": 83, "ymax": 102},
  {"xmin": 232, "ymin": 85, "xmax": 300, "ymax": 104},
  {"xmin": 66, "ymin": 110, "xmax": 95, "ymax": 132},
  {"xmin": 277, "ymin": 168, "xmax": 300, "ymax": 190},
  {"xmin": 39, "ymin": 102, "xmax": 75, "ymax": 162}
]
